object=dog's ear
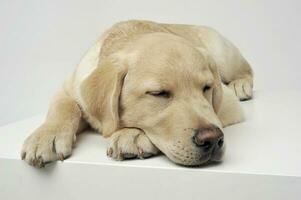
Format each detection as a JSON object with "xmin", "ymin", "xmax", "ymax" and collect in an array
[
  {"xmin": 209, "ymin": 56, "xmax": 223, "ymax": 114},
  {"xmin": 81, "ymin": 60, "xmax": 127, "ymax": 137},
  {"xmin": 197, "ymin": 48, "xmax": 223, "ymax": 114}
]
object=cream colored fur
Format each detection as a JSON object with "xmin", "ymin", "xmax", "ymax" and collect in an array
[{"xmin": 21, "ymin": 20, "xmax": 253, "ymax": 167}]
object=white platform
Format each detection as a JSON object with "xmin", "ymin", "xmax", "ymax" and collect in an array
[{"xmin": 1, "ymin": 90, "xmax": 300, "ymax": 200}]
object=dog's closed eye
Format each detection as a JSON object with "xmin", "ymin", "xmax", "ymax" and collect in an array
[
  {"xmin": 202, "ymin": 85, "xmax": 212, "ymax": 93},
  {"xmin": 146, "ymin": 90, "xmax": 171, "ymax": 98}
]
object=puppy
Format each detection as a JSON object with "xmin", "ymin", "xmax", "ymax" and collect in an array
[{"xmin": 21, "ymin": 20, "xmax": 253, "ymax": 167}]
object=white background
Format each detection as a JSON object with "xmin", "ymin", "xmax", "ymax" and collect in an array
[{"xmin": 0, "ymin": 0, "xmax": 300, "ymax": 125}]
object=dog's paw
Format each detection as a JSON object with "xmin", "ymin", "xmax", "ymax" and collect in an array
[
  {"xmin": 107, "ymin": 128, "xmax": 159, "ymax": 160},
  {"xmin": 21, "ymin": 128, "xmax": 75, "ymax": 168},
  {"xmin": 228, "ymin": 78, "xmax": 253, "ymax": 101}
]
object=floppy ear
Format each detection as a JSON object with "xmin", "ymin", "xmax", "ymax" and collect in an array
[
  {"xmin": 209, "ymin": 57, "xmax": 223, "ymax": 114},
  {"xmin": 81, "ymin": 60, "xmax": 127, "ymax": 137},
  {"xmin": 197, "ymin": 48, "xmax": 223, "ymax": 114}
]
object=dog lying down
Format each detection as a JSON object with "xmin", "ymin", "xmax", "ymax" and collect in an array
[{"xmin": 21, "ymin": 20, "xmax": 253, "ymax": 167}]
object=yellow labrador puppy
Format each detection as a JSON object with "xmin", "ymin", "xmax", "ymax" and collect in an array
[{"xmin": 21, "ymin": 20, "xmax": 253, "ymax": 167}]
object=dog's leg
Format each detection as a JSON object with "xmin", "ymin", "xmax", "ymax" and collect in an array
[
  {"xmin": 163, "ymin": 24, "xmax": 254, "ymax": 101},
  {"xmin": 208, "ymin": 32, "xmax": 254, "ymax": 101},
  {"xmin": 21, "ymin": 89, "xmax": 85, "ymax": 167},
  {"xmin": 225, "ymin": 59, "xmax": 253, "ymax": 101},
  {"xmin": 218, "ymin": 85, "xmax": 245, "ymax": 127},
  {"xmin": 107, "ymin": 128, "xmax": 159, "ymax": 160},
  {"xmin": 203, "ymin": 30, "xmax": 254, "ymax": 101}
]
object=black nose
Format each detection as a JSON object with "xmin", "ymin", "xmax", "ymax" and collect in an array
[{"xmin": 193, "ymin": 126, "xmax": 224, "ymax": 151}]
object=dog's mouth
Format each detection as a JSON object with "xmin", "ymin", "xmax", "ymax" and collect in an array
[
  {"xmin": 143, "ymin": 127, "xmax": 225, "ymax": 166},
  {"xmin": 166, "ymin": 151, "xmax": 212, "ymax": 166},
  {"xmin": 163, "ymin": 142, "xmax": 225, "ymax": 166}
]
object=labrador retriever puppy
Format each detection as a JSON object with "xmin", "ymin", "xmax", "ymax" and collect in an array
[{"xmin": 21, "ymin": 20, "xmax": 253, "ymax": 167}]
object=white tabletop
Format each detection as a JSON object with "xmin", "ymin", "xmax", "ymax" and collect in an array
[{"xmin": 1, "ymin": 89, "xmax": 300, "ymax": 177}]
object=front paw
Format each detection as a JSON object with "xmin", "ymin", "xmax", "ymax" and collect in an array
[
  {"xmin": 107, "ymin": 128, "xmax": 159, "ymax": 160},
  {"xmin": 21, "ymin": 128, "xmax": 75, "ymax": 168},
  {"xmin": 228, "ymin": 78, "xmax": 253, "ymax": 101}
]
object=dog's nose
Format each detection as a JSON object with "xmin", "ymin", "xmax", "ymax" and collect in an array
[{"xmin": 193, "ymin": 126, "xmax": 224, "ymax": 151}]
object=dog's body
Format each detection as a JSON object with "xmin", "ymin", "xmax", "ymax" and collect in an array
[{"xmin": 21, "ymin": 20, "xmax": 253, "ymax": 167}]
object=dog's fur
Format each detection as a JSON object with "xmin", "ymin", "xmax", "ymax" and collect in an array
[{"xmin": 21, "ymin": 20, "xmax": 253, "ymax": 167}]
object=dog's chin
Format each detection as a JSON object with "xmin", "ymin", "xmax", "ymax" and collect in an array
[
  {"xmin": 150, "ymin": 136, "xmax": 226, "ymax": 166},
  {"xmin": 165, "ymin": 147, "xmax": 225, "ymax": 167},
  {"xmin": 167, "ymin": 152, "xmax": 212, "ymax": 166}
]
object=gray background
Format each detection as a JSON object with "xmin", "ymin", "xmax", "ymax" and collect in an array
[{"xmin": 0, "ymin": 0, "xmax": 300, "ymax": 125}]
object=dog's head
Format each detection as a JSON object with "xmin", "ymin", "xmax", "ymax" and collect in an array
[{"xmin": 87, "ymin": 33, "xmax": 225, "ymax": 166}]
